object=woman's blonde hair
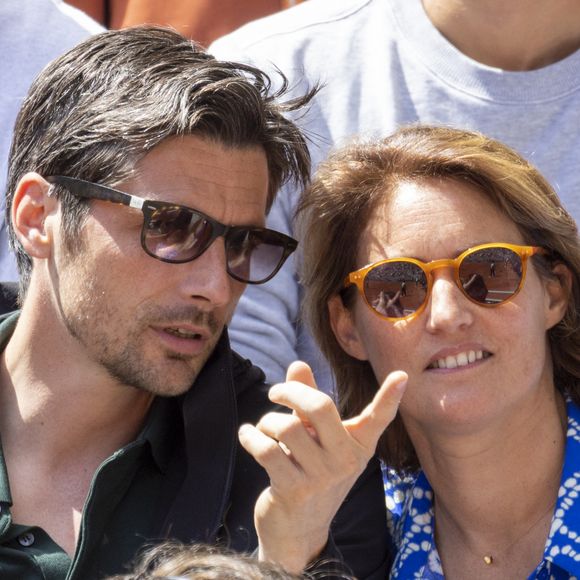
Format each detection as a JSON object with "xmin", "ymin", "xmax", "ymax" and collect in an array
[{"xmin": 297, "ymin": 125, "xmax": 580, "ymax": 471}]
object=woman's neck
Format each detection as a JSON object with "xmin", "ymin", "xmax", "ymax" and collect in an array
[
  {"xmin": 422, "ymin": 0, "xmax": 580, "ymax": 70},
  {"xmin": 410, "ymin": 390, "xmax": 567, "ymax": 577}
]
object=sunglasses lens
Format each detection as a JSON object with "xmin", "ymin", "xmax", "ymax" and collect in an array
[
  {"xmin": 364, "ymin": 261, "xmax": 428, "ymax": 318},
  {"xmin": 226, "ymin": 228, "xmax": 288, "ymax": 283},
  {"xmin": 459, "ymin": 247, "xmax": 523, "ymax": 304},
  {"xmin": 144, "ymin": 205, "xmax": 212, "ymax": 262}
]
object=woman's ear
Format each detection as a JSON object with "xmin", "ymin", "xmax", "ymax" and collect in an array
[
  {"xmin": 543, "ymin": 263, "xmax": 572, "ymax": 330},
  {"xmin": 11, "ymin": 172, "xmax": 57, "ymax": 259},
  {"xmin": 328, "ymin": 294, "xmax": 369, "ymax": 361}
]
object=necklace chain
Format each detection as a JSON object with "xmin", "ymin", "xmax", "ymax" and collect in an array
[
  {"xmin": 436, "ymin": 497, "xmax": 557, "ymax": 568},
  {"xmin": 480, "ymin": 499, "xmax": 557, "ymax": 565}
]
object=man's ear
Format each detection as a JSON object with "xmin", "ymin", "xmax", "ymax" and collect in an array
[
  {"xmin": 328, "ymin": 294, "xmax": 369, "ymax": 361},
  {"xmin": 12, "ymin": 172, "xmax": 58, "ymax": 259},
  {"xmin": 544, "ymin": 263, "xmax": 572, "ymax": 330}
]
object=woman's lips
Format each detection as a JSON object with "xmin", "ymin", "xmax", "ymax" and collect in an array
[{"xmin": 427, "ymin": 349, "xmax": 492, "ymax": 370}]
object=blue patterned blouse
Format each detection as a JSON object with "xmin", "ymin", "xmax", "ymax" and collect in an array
[{"xmin": 383, "ymin": 399, "xmax": 580, "ymax": 579}]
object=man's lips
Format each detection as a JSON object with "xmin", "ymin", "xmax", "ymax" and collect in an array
[
  {"xmin": 164, "ymin": 326, "xmax": 204, "ymax": 340},
  {"xmin": 152, "ymin": 324, "xmax": 212, "ymax": 356}
]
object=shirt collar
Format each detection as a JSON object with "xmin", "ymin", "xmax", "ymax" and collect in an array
[
  {"xmin": 390, "ymin": 399, "xmax": 580, "ymax": 578},
  {"xmin": 0, "ymin": 311, "xmax": 18, "ymax": 350},
  {"xmin": 138, "ymin": 395, "xmax": 180, "ymax": 474},
  {"xmin": 542, "ymin": 398, "xmax": 580, "ymax": 576},
  {"xmin": 0, "ymin": 311, "xmax": 179, "ymax": 475},
  {"xmin": 0, "ymin": 313, "xmax": 20, "ymax": 506}
]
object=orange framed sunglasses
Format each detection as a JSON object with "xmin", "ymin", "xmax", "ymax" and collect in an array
[{"xmin": 344, "ymin": 243, "xmax": 546, "ymax": 321}]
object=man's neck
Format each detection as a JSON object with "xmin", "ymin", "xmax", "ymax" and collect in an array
[
  {"xmin": 423, "ymin": 0, "xmax": 580, "ymax": 70},
  {"xmin": 0, "ymin": 300, "xmax": 157, "ymax": 557},
  {"xmin": 0, "ymin": 302, "xmax": 154, "ymax": 464}
]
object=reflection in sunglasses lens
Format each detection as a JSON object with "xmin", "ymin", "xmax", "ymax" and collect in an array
[
  {"xmin": 226, "ymin": 229, "xmax": 255, "ymax": 280},
  {"xmin": 365, "ymin": 262, "xmax": 428, "ymax": 317},
  {"xmin": 146, "ymin": 206, "xmax": 212, "ymax": 261},
  {"xmin": 365, "ymin": 247, "xmax": 525, "ymax": 318},
  {"xmin": 47, "ymin": 176, "xmax": 296, "ymax": 284},
  {"xmin": 460, "ymin": 248, "xmax": 522, "ymax": 304},
  {"xmin": 144, "ymin": 208, "xmax": 287, "ymax": 283},
  {"xmin": 226, "ymin": 229, "xmax": 286, "ymax": 283}
]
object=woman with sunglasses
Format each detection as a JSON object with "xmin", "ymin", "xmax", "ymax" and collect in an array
[{"xmin": 289, "ymin": 125, "xmax": 580, "ymax": 578}]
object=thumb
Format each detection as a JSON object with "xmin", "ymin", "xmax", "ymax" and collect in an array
[
  {"xmin": 285, "ymin": 360, "xmax": 318, "ymax": 390},
  {"xmin": 343, "ymin": 370, "xmax": 408, "ymax": 451}
]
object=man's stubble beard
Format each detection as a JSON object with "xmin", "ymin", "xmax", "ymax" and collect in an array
[{"xmin": 56, "ymin": 242, "xmax": 223, "ymax": 397}]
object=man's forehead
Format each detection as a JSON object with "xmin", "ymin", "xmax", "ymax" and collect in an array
[{"xmin": 126, "ymin": 135, "xmax": 270, "ymax": 224}]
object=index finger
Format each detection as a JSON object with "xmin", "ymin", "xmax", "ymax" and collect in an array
[{"xmin": 285, "ymin": 360, "xmax": 318, "ymax": 390}]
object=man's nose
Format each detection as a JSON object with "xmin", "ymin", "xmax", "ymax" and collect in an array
[{"xmin": 178, "ymin": 237, "xmax": 235, "ymax": 307}]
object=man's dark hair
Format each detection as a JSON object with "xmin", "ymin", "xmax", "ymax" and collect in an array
[{"xmin": 6, "ymin": 25, "xmax": 312, "ymax": 297}]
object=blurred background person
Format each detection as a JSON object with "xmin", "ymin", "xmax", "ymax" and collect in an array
[
  {"xmin": 210, "ymin": 0, "xmax": 580, "ymax": 394},
  {"xmin": 0, "ymin": 0, "xmax": 102, "ymax": 283},
  {"xmin": 106, "ymin": 541, "xmax": 315, "ymax": 579},
  {"xmin": 66, "ymin": 0, "xmax": 306, "ymax": 47}
]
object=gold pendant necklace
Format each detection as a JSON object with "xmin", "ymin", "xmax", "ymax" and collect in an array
[{"xmin": 479, "ymin": 498, "xmax": 556, "ymax": 566}]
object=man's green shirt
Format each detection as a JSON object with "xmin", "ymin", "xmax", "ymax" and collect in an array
[{"xmin": 0, "ymin": 313, "xmax": 180, "ymax": 579}]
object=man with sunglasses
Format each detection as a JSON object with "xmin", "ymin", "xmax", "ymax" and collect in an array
[{"xmin": 0, "ymin": 26, "xmax": 391, "ymax": 579}]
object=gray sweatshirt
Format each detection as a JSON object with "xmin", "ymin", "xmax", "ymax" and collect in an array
[
  {"xmin": 212, "ymin": 0, "xmax": 580, "ymax": 393},
  {"xmin": 0, "ymin": 0, "xmax": 103, "ymax": 281}
]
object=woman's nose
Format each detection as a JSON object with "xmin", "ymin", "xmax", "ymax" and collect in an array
[{"xmin": 425, "ymin": 273, "xmax": 475, "ymax": 334}]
